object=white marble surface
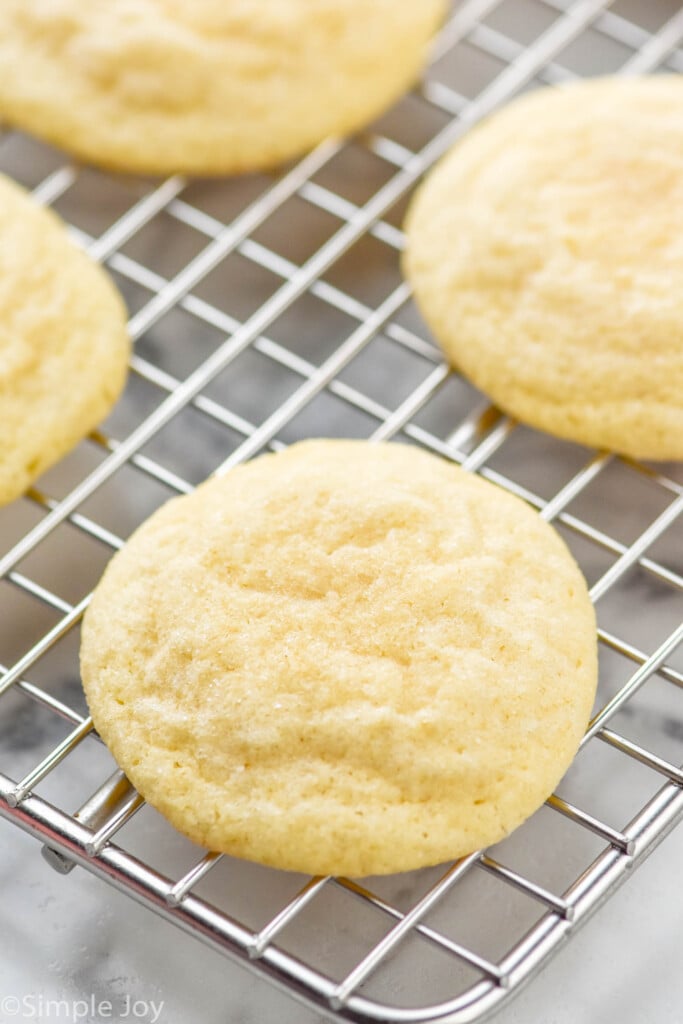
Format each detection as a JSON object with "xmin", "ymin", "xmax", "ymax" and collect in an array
[{"xmin": 1, "ymin": 815, "xmax": 681, "ymax": 1024}]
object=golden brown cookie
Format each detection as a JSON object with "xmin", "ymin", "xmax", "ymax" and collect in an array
[
  {"xmin": 404, "ymin": 76, "xmax": 683, "ymax": 461},
  {"xmin": 81, "ymin": 440, "xmax": 597, "ymax": 876}
]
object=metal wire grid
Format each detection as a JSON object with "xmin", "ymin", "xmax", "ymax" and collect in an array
[{"xmin": 0, "ymin": 0, "xmax": 682, "ymax": 1020}]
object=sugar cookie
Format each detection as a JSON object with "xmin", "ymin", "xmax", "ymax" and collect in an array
[
  {"xmin": 0, "ymin": 0, "xmax": 446, "ymax": 175},
  {"xmin": 0, "ymin": 173, "xmax": 129, "ymax": 506},
  {"xmin": 81, "ymin": 440, "xmax": 597, "ymax": 876},
  {"xmin": 404, "ymin": 76, "xmax": 683, "ymax": 460}
]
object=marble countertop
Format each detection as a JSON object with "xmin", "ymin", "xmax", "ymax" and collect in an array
[{"xmin": 1, "ymin": 816, "xmax": 682, "ymax": 1024}]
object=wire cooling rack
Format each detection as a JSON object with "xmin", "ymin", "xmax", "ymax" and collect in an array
[{"xmin": 1, "ymin": 1, "xmax": 683, "ymax": 1021}]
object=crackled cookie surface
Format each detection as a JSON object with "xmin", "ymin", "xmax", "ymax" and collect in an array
[
  {"xmin": 0, "ymin": 173, "xmax": 129, "ymax": 506},
  {"xmin": 81, "ymin": 440, "xmax": 597, "ymax": 876},
  {"xmin": 404, "ymin": 76, "xmax": 683, "ymax": 460},
  {"xmin": 0, "ymin": 0, "xmax": 445, "ymax": 175}
]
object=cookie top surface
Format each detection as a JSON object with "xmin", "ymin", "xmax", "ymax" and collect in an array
[
  {"xmin": 0, "ymin": 0, "xmax": 445, "ymax": 175},
  {"xmin": 81, "ymin": 440, "xmax": 597, "ymax": 876},
  {"xmin": 0, "ymin": 173, "xmax": 129, "ymax": 506},
  {"xmin": 404, "ymin": 75, "xmax": 683, "ymax": 461}
]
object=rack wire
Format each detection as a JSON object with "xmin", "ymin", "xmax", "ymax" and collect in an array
[{"xmin": 1, "ymin": 0, "xmax": 682, "ymax": 1020}]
